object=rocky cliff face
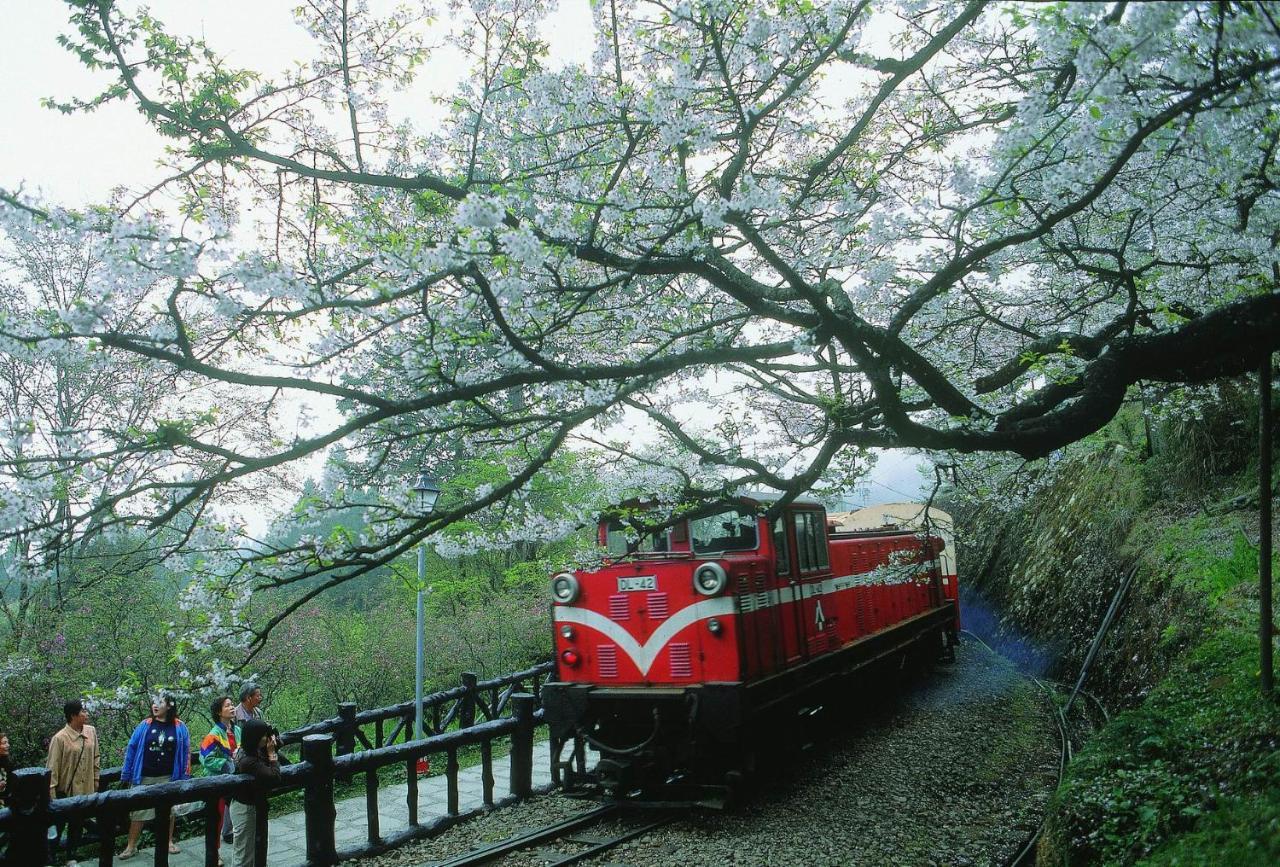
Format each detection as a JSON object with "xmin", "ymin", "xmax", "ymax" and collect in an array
[
  {"xmin": 957, "ymin": 445, "xmax": 1212, "ymax": 708},
  {"xmin": 950, "ymin": 404, "xmax": 1278, "ymax": 865}
]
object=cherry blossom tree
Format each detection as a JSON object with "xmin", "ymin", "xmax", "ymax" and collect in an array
[{"xmin": 2, "ymin": 0, "xmax": 1279, "ymax": 659}]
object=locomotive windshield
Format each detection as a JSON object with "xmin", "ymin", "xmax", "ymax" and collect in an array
[
  {"xmin": 690, "ymin": 507, "xmax": 758, "ymax": 554},
  {"xmin": 603, "ymin": 505, "xmax": 759, "ymax": 555},
  {"xmin": 604, "ymin": 521, "xmax": 673, "ymax": 555}
]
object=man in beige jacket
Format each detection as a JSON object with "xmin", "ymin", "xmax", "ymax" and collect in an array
[{"xmin": 47, "ymin": 699, "xmax": 100, "ymax": 867}]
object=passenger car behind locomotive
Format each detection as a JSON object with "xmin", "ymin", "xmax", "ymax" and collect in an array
[{"xmin": 542, "ymin": 495, "xmax": 959, "ymax": 805}]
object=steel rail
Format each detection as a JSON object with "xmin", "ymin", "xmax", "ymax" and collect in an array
[
  {"xmin": 960, "ymin": 631, "xmax": 1071, "ymax": 867},
  {"xmin": 426, "ymin": 804, "xmax": 678, "ymax": 867},
  {"xmin": 542, "ymin": 812, "xmax": 679, "ymax": 866},
  {"xmin": 428, "ymin": 805, "xmax": 619, "ymax": 866},
  {"xmin": 1005, "ymin": 675, "xmax": 1071, "ymax": 867}
]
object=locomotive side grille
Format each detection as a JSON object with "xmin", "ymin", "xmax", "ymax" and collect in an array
[
  {"xmin": 668, "ymin": 643, "xmax": 693, "ymax": 678},
  {"xmin": 734, "ymin": 574, "xmax": 753, "ymax": 612},
  {"xmin": 597, "ymin": 644, "xmax": 618, "ymax": 678},
  {"xmin": 608, "ymin": 594, "xmax": 630, "ymax": 621},
  {"xmin": 855, "ymin": 591, "xmax": 867, "ymax": 633},
  {"xmin": 807, "ymin": 634, "xmax": 828, "ymax": 656},
  {"xmin": 753, "ymin": 574, "xmax": 768, "ymax": 611},
  {"xmin": 647, "ymin": 592, "xmax": 669, "ymax": 619}
]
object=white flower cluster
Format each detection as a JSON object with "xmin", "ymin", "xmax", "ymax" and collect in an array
[
  {"xmin": 694, "ymin": 194, "xmax": 730, "ymax": 229},
  {"xmin": 498, "ymin": 224, "xmax": 547, "ymax": 270},
  {"xmin": 0, "ymin": 655, "xmax": 33, "ymax": 684},
  {"xmin": 455, "ymin": 194, "xmax": 506, "ymax": 229}
]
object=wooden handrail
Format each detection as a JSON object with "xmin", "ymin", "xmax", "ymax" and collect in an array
[
  {"xmin": 0, "ymin": 666, "xmax": 555, "ymax": 867},
  {"xmin": 52, "ymin": 661, "xmax": 554, "ymax": 785}
]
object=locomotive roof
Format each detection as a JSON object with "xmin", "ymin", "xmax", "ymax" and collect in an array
[
  {"xmin": 736, "ymin": 491, "xmax": 825, "ymax": 508},
  {"xmin": 606, "ymin": 491, "xmax": 826, "ymax": 514}
]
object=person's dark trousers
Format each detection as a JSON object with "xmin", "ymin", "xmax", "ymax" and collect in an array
[
  {"xmin": 220, "ymin": 767, "xmax": 235, "ymax": 841},
  {"xmin": 48, "ymin": 817, "xmax": 84, "ymax": 865}
]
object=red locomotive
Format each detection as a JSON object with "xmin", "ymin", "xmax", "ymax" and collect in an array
[{"xmin": 542, "ymin": 494, "xmax": 959, "ymax": 805}]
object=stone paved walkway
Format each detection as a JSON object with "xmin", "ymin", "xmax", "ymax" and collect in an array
[{"xmin": 127, "ymin": 741, "xmax": 568, "ymax": 866}]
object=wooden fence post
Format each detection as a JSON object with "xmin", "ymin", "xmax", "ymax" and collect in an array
[
  {"xmin": 302, "ymin": 734, "xmax": 337, "ymax": 866},
  {"xmin": 336, "ymin": 702, "xmax": 358, "ymax": 756},
  {"xmin": 365, "ymin": 764, "xmax": 381, "ymax": 844},
  {"xmin": 406, "ymin": 750, "xmax": 419, "ymax": 826},
  {"xmin": 6, "ymin": 767, "xmax": 51, "ymax": 866},
  {"xmin": 509, "ymin": 693, "xmax": 535, "ymax": 798},
  {"xmin": 1261, "ymin": 353, "xmax": 1273, "ymax": 698},
  {"xmin": 204, "ymin": 795, "xmax": 221, "ymax": 867},
  {"xmin": 481, "ymin": 740, "xmax": 495, "ymax": 806},
  {"xmin": 405, "ymin": 707, "xmax": 419, "ymax": 826},
  {"xmin": 446, "ymin": 748, "xmax": 460, "ymax": 815},
  {"xmin": 155, "ymin": 803, "xmax": 174, "ymax": 867},
  {"xmin": 97, "ymin": 808, "xmax": 119, "ymax": 866},
  {"xmin": 460, "ymin": 672, "xmax": 478, "ymax": 727},
  {"xmin": 336, "ymin": 701, "xmax": 358, "ymax": 784}
]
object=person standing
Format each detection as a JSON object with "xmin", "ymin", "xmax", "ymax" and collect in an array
[
  {"xmin": 233, "ymin": 684, "xmax": 262, "ymax": 725},
  {"xmin": 0, "ymin": 731, "xmax": 12, "ymax": 808},
  {"xmin": 229, "ymin": 719, "xmax": 280, "ymax": 867},
  {"xmin": 0, "ymin": 731, "xmax": 10, "ymax": 856},
  {"xmin": 232, "ymin": 683, "xmax": 262, "ymax": 745},
  {"xmin": 46, "ymin": 700, "xmax": 100, "ymax": 867},
  {"xmin": 200, "ymin": 697, "xmax": 238, "ymax": 853},
  {"xmin": 119, "ymin": 696, "xmax": 190, "ymax": 860}
]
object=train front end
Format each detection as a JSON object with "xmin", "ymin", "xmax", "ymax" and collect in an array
[{"xmin": 542, "ymin": 505, "xmax": 764, "ymax": 804}]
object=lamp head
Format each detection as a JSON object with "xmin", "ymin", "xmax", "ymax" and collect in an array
[{"xmin": 413, "ymin": 472, "xmax": 441, "ymax": 515}]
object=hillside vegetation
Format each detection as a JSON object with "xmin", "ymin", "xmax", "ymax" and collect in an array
[{"xmin": 955, "ymin": 383, "xmax": 1280, "ymax": 865}]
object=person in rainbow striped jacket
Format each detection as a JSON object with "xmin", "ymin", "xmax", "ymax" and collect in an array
[{"xmin": 200, "ymin": 696, "xmax": 239, "ymax": 858}]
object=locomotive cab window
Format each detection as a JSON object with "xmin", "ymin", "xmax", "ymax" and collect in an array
[
  {"xmin": 690, "ymin": 507, "xmax": 758, "ymax": 554},
  {"xmin": 605, "ymin": 520, "xmax": 672, "ymax": 555},
  {"xmin": 772, "ymin": 518, "xmax": 790, "ymax": 575},
  {"xmin": 794, "ymin": 510, "xmax": 830, "ymax": 572}
]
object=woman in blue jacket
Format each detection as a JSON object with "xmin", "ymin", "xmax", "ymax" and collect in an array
[{"xmin": 119, "ymin": 696, "xmax": 190, "ymax": 859}]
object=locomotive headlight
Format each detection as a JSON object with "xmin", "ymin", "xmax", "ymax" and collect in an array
[
  {"xmin": 707, "ymin": 618, "xmax": 723, "ymax": 635},
  {"xmin": 560, "ymin": 624, "xmax": 576, "ymax": 640},
  {"xmin": 551, "ymin": 572, "xmax": 580, "ymax": 604},
  {"xmin": 693, "ymin": 562, "xmax": 728, "ymax": 596}
]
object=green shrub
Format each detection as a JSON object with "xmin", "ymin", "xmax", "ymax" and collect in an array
[{"xmin": 1042, "ymin": 596, "xmax": 1280, "ymax": 865}]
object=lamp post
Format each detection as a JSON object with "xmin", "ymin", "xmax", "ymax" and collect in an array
[{"xmin": 412, "ymin": 471, "xmax": 441, "ymax": 740}]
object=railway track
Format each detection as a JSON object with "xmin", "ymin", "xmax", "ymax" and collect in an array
[
  {"xmin": 425, "ymin": 803, "xmax": 679, "ymax": 867},
  {"xmin": 1003, "ymin": 673, "xmax": 1071, "ymax": 867},
  {"xmin": 959, "ymin": 631, "xmax": 1073, "ymax": 867}
]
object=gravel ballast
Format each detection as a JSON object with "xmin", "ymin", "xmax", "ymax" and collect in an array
[{"xmin": 344, "ymin": 640, "xmax": 1060, "ymax": 866}]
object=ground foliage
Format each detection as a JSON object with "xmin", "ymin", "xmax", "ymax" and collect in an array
[{"xmin": 1044, "ymin": 621, "xmax": 1280, "ymax": 865}]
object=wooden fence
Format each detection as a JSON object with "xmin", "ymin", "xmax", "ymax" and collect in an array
[{"xmin": 0, "ymin": 663, "xmax": 556, "ymax": 867}]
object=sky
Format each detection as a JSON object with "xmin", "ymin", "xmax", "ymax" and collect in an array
[
  {"xmin": 0, "ymin": 0, "xmax": 599, "ymax": 204},
  {"xmin": 0, "ymin": 1, "xmax": 929, "ymax": 520},
  {"xmin": 2, "ymin": 2, "xmax": 289, "ymax": 204}
]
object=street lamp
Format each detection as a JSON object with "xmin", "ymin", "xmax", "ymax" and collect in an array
[{"xmin": 412, "ymin": 471, "xmax": 441, "ymax": 740}]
